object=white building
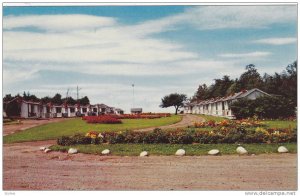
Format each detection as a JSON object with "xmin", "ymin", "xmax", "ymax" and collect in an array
[
  {"xmin": 5, "ymin": 98, "xmax": 124, "ymax": 119},
  {"xmin": 20, "ymin": 100, "xmax": 45, "ymax": 118},
  {"xmin": 131, "ymin": 108, "xmax": 142, "ymax": 114},
  {"xmin": 184, "ymin": 88, "xmax": 270, "ymax": 119}
]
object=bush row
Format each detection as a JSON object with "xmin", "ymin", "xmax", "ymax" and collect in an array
[
  {"xmin": 57, "ymin": 127, "xmax": 297, "ymax": 146},
  {"xmin": 230, "ymin": 96, "xmax": 296, "ymax": 119}
]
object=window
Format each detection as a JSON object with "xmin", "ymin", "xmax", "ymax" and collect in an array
[
  {"xmin": 222, "ymin": 102, "xmax": 225, "ymax": 110},
  {"xmin": 82, "ymin": 108, "xmax": 87, "ymax": 113},
  {"xmin": 93, "ymin": 108, "xmax": 97, "ymax": 112},
  {"xmin": 56, "ymin": 107, "xmax": 62, "ymax": 113},
  {"xmin": 70, "ymin": 108, "xmax": 75, "ymax": 113}
]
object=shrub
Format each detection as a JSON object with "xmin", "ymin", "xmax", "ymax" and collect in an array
[
  {"xmin": 57, "ymin": 133, "xmax": 92, "ymax": 146},
  {"xmin": 57, "ymin": 127, "xmax": 297, "ymax": 146},
  {"xmin": 145, "ymin": 128, "xmax": 168, "ymax": 143},
  {"xmin": 167, "ymin": 130, "xmax": 194, "ymax": 144},
  {"xmin": 193, "ymin": 119, "xmax": 265, "ymax": 129},
  {"xmin": 230, "ymin": 96, "xmax": 296, "ymax": 119}
]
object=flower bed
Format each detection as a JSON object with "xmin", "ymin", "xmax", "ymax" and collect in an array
[
  {"xmin": 141, "ymin": 113, "xmax": 171, "ymax": 117},
  {"xmin": 82, "ymin": 113, "xmax": 171, "ymax": 121},
  {"xmin": 116, "ymin": 113, "xmax": 171, "ymax": 119},
  {"xmin": 193, "ymin": 119, "xmax": 266, "ymax": 128},
  {"xmin": 57, "ymin": 127, "xmax": 297, "ymax": 146},
  {"xmin": 82, "ymin": 116, "xmax": 122, "ymax": 124}
]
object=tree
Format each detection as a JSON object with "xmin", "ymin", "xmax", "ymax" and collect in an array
[
  {"xmin": 3, "ymin": 94, "xmax": 14, "ymax": 102},
  {"xmin": 79, "ymin": 96, "xmax": 90, "ymax": 105},
  {"xmin": 210, "ymin": 75, "xmax": 234, "ymax": 97},
  {"xmin": 226, "ymin": 80, "xmax": 241, "ymax": 95},
  {"xmin": 239, "ymin": 64, "xmax": 263, "ymax": 90},
  {"xmin": 41, "ymin": 96, "xmax": 52, "ymax": 104},
  {"xmin": 52, "ymin": 93, "xmax": 63, "ymax": 105},
  {"xmin": 192, "ymin": 84, "xmax": 210, "ymax": 101},
  {"xmin": 3, "ymin": 98, "xmax": 21, "ymax": 117},
  {"xmin": 63, "ymin": 96, "xmax": 77, "ymax": 105},
  {"xmin": 22, "ymin": 91, "xmax": 39, "ymax": 102},
  {"xmin": 160, "ymin": 93, "xmax": 187, "ymax": 115}
]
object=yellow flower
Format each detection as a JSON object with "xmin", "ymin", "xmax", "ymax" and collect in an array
[
  {"xmin": 255, "ymin": 127, "xmax": 269, "ymax": 135},
  {"xmin": 273, "ymin": 131, "xmax": 280, "ymax": 135},
  {"xmin": 98, "ymin": 133, "xmax": 104, "ymax": 138}
]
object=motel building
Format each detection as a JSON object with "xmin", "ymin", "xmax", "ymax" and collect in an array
[
  {"xmin": 183, "ymin": 88, "xmax": 270, "ymax": 119},
  {"xmin": 4, "ymin": 97, "xmax": 124, "ymax": 119}
]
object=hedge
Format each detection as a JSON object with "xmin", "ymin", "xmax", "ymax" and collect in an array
[
  {"xmin": 57, "ymin": 127, "xmax": 297, "ymax": 146},
  {"xmin": 230, "ymin": 96, "xmax": 296, "ymax": 119}
]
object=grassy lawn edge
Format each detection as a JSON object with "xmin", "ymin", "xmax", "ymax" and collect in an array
[
  {"xmin": 50, "ymin": 143, "xmax": 297, "ymax": 156},
  {"xmin": 3, "ymin": 115, "xmax": 183, "ymax": 144}
]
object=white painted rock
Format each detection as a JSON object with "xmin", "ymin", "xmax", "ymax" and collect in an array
[
  {"xmin": 236, "ymin": 146, "xmax": 248, "ymax": 155},
  {"xmin": 39, "ymin": 146, "xmax": 46, "ymax": 151},
  {"xmin": 208, "ymin": 149, "xmax": 220, "ymax": 155},
  {"xmin": 175, "ymin": 149, "xmax": 186, "ymax": 156},
  {"xmin": 278, "ymin": 146, "xmax": 289, "ymax": 153},
  {"xmin": 68, "ymin": 148, "xmax": 78, "ymax": 154},
  {"xmin": 44, "ymin": 148, "xmax": 52, "ymax": 153},
  {"xmin": 140, "ymin": 151, "xmax": 149, "ymax": 157},
  {"xmin": 102, "ymin": 149, "xmax": 110, "ymax": 155}
]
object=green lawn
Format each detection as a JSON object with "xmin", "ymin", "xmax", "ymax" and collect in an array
[
  {"xmin": 3, "ymin": 115, "xmax": 182, "ymax": 144},
  {"xmin": 263, "ymin": 120, "xmax": 296, "ymax": 129},
  {"xmin": 50, "ymin": 143, "xmax": 297, "ymax": 156},
  {"xmin": 196, "ymin": 114, "xmax": 226, "ymax": 122}
]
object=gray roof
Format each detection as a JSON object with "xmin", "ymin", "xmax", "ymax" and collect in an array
[
  {"xmin": 131, "ymin": 108, "xmax": 142, "ymax": 112},
  {"xmin": 185, "ymin": 88, "xmax": 270, "ymax": 106},
  {"xmin": 236, "ymin": 88, "xmax": 270, "ymax": 99},
  {"xmin": 97, "ymin": 103, "xmax": 110, "ymax": 108}
]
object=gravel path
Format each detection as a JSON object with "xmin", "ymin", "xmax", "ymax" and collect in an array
[
  {"xmin": 133, "ymin": 114, "xmax": 205, "ymax": 132},
  {"xmin": 3, "ymin": 140, "xmax": 297, "ymax": 190}
]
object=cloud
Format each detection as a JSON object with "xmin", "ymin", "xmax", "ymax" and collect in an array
[
  {"xmin": 253, "ymin": 37, "xmax": 297, "ymax": 45},
  {"xmin": 134, "ymin": 5, "xmax": 297, "ymax": 34},
  {"xmin": 3, "ymin": 6, "xmax": 296, "ymax": 112},
  {"xmin": 3, "ymin": 14, "xmax": 116, "ymax": 32},
  {"xmin": 184, "ymin": 6, "xmax": 296, "ymax": 30},
  {"xmin": 219, "ymin": 51, "xmax": 272, "ymax": 58},
  {"xmin": 3, "ymin": 13, "xmax": 232, "ymax": 80},
  {"xmin": 3, "ymin": 27, "xmax": 197, "ymax": 65}
]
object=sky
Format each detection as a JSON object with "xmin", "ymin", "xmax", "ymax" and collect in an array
[{"xmin": 3, "ymin": 5, "xmax": 298, "ymax": 113}]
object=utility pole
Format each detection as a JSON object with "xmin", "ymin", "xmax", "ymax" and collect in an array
[
  {"xmin": 66, "ymin": 88, "xmax": 70, "ymax": 99},
  {"xmin": 76, "ymin": 86, "xmax": 82, "ymax": 101},
  {"xmin": 132, "ymin": 84, "xmax": 135, "ymax": 108}
]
